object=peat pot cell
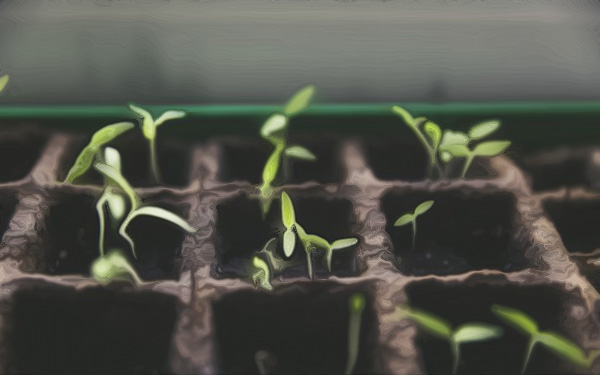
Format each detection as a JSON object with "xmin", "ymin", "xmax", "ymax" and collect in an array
[
  {"xmin": 0, "ymin": 192, "xmax": 17, "ymax": 240},
  {"xmin": 0, "ymin": 130, "xmax": 47, "ymax": 183},
  {"xmin": 59, "ymin": 130, "xmax": 191, "ymax": 188},
  {"xmin": 522, "ymin": 150, "xmax": 594, "ymax": 192},
  {"xmin": 382, "ymin": 190, "xmax": 521, "ymax": 275},
  {"xmin": 44, "ymin": 194, "xmax": 187, "ymax": 280},
  {"xmin": 543, "ymin": 199, "xmax": 600, "ymax": 254},
  {"xmin": 405, "ymin": 280, "xmax": 580, "ymax": 374},
  {"xmin": 216, "ymin": 136, "xmax": 344, "ymax": 185},
  {"xmin": 215, "ymin": 193, "xmax": 359, "ymax": 278},
  {"xmin": 212, "ymin": 283, "xmax": 377, "ymax": 374},
  {"xmin": 6, "ymin": 284, "xmax": 177, "ymax": 374}
]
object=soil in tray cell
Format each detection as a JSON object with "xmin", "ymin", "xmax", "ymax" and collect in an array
[
  {"xmin": 405, "ymin": 280, "xmax": 578, "ymax": 374},
  {"xmin": 212, "ymin": 283, "xmax": 377, "ymax": 374},
  {"xmin": 44, "ymin": 194, "xmax": 187, "ymax": 280},
  {"xmin": 0, "ymin": 191, "xmax": 17, "ymax": 239},
  {"xmin": 382, "ymin": 190, "xmax": 521, "ymax": 275},
  {"xmin": 0, "ymin": 131, "xmax": 47, "ymax": 183},
  {"xmin": 522, "ymin": 151, "xmax": 593, "ymax": 192},
  {"xmin": 215, "ymin": 193, "xmax": 359, "ymax": 279},
  {"xmin": 7, "ymin": 284, "xmax": 177, "ymax": 375},
  {"xmin": 543, "ymin": 199, "xmax": 600, "ymax": 254}
]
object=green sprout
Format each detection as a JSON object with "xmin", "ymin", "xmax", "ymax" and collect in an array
[
  {"xmin": 0, "ymin": 74, "xmax": 9, "ymax": 94},
  {"xmin": 394, "ymin": 200, "xmax": 434, "ymax": 251},
  {"xmin": 63, "ymin": 122, "xmax": 134, "ymax": 184},
  {"xmin": 91, "ymin": 248, "xmax": 143, "ymax": 284},
  {"xmin": 128, "ymin": 103, "xmax": 186, "ymax": 184},
  {"xmin": 391, "ymin": 106, "xmax": 511, "ymax": 179},
  {"xmin": 93, "ymin": 154, "xmax": 197, "ymax": 259},
  {"xmin": 281, "ymin": 191, "xmax": 358, "ymax": 279},
  {"xmin": 397, "ymin": 305, "xmax": 503, "ymax": 374},
  {"xmin": 259, "ymin": 85, "xmax": 317, "ymax": 214},
  {"xmin": 250, "ymin": 254, "xmax": 273, "ymax": 291},
  {"xmin": 492, "ymin": 304, "xmax": 600, "ymax": 374},
  {"xmin": 345, "ymin": 292, "xmax": 366, "ymax": 375}
]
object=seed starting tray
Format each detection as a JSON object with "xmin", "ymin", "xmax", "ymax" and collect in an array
[{"xmin": 0, "ymin": 125, "xmax": 598, "ymax": 375}]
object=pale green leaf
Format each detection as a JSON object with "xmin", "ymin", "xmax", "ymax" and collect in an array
[
  {"xmin": 473, "ymin": 141, "xmax": 511, "ymax": 157},
  {"xmin": 424, "ymin": 121, "xmax": 442, "ymax": 150},
  {"xmin": 0, "ymin": 75, "xmax": 8, "ymax": 93},
  {"xmin": 127, "ymin": 206, "xmax": 197, "ymax": 233},
  {"xmin": 440, "ymin": 130, "xmax": 469, "ymax": 149},
  {"xmin": 443, "ymin": 144, "xmax": 471, "ymax": 158},
  {"xmin": 394, "ymin": 213, "xmax": 414, "ymax": 227},
  {"xmin": 262, "ymin": 147, "xmax": 283, "ymax": 188},
  {"xmin": 90, "ymin": 122, "xmax": 135, "ymax": 146},
  {"xmin": 284, "ymin": 145, "xmax": 317, "ymax": 161},
  {"xmin": 414, "ymin": 200, "xmax": 434, "ymax": 216},
  {"xmin": 469, "ymin": 120, "xmax": 500, "ymax": 140},
  {"xmin": 64, "ymin": 147, "xmax": 97, "ymax": 184},
  {"xmin": 154, "ymin": 110, "xmax": 186, "ymax": 127},
  {"xmin": 103, "ymin": 147, "xmax": 122, "ymax": 172},
  {"xmin": 536, "ymin": 331, "xmax": 592, "ymax": 368},
  {"xmin": 453, "ymin": 323, "xmax": 503, "ymax": 344},
  {"xmin": 391, "ymin": 106, "xmax": 415, "ymax": 128},
  {"xmin": 93, "ymin": 162, "xmax": 139, "ymax": 209},
  {"xmin": 283, "ymin": 228, "xmax": 296, "ymax": 257},
  {"xmin": 92, "ymin": 248, "xmax": 142, "ymax": 284},
  {"xmin": 129, "ymin": 103, "xmax": 155, "ymax": 140},
  {"xmin": 260, "ymin": 113, "xmax": 288, "ymax": 139},
  {"xmin": 253, "ymin": 255, "xmax": 270, "ymax": 274},
  {"xmin": 281, "ymin": 191, "xmax": 296, "ymax": 228},
  {"xmin": 396, "ymin": 305, "xmax": 452, "ymax": 339},
  {"xmin": 106, "ymin": 193, "xmax": 126, "ymax": 221},
  {"xmin": 491, "ymin": 305, "xmax": 538, "ymax": 335},
  {"xmin": 331, "ymin": 238, "xmax": 358, "ymax": 250},
  {"xmin": 303, "ymin": 233, "xmax": 331, "ymax": 250},
  {"xmin": 283, "ymin": 85, "xmax": 316, "ymax": 116}
]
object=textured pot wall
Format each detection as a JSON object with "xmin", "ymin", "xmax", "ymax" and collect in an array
[{"xmin": 0, "ymin": 0, "xmax": 599, "ymax": 104}]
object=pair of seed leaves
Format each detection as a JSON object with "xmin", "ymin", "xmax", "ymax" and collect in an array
[
  {"xmin": 397, "ymin": 304, "xmax": 599, "ymax": 374},
  {"xmin": 0, "ymin": 75, "xmax": 8, "ymax": 94},
  {"xmin": 259, "ymin": 85, "xmax": 317, "ymax": 203},
  {"xmin": 391, "ymin": 106, "xmax": 510, "ymax": 169},
  {"xmin": 63, "ymin": 105, "xmax": 185, "ymax": 184}
]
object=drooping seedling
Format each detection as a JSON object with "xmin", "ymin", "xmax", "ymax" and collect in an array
[
  {"xmin": 63, "ymin": 122, "xmax": 135, "ymax": 184},
  {"xmin": 93, "ymin": 151, "xmax": 197, "ymax": 259},
  {"xmin": 259, "ymin": 85, "xmax": 317, "ymax": 214},
  {"xmin": 394, "ymin": 200, "xmax": 434, "ymax": 251},
  {"xmin": 281, "ymin": 191, "xmax": 358, "ymax": 279},
  {"xmin": 397, "ymin": 304, "xmax": 503, "ymax": 373},
  {"xmin": 0, "ymin": 74, "xmax": 9, "ymax": 94},
  {"xmin": 91, "ymin": 248, "xmax": 143, "ymax": 284},
  {"xmin": 345, "ymin": 292, "xmax": 366, "ymax": 375},
  {"xmin": 492, "ymin": 304, "xmax": 600, "ymax": 374},
  {"xmin": 128, "ymin": 103, "xmax": 186, "ymax": 184},
  {"xmin": 250, "ymin": 253, "xmax": 274, "ymax": 291}
]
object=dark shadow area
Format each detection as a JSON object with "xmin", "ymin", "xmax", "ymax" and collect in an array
[
  {"xmin": 543, "ymin": 199, "xmax": 600, "ymax": 254},
  {"xmin": 521, "ymin": 151, "xmax": 591, "ymax": 192},
  {"xmin": 0, "ymin": 191, "xmax": 17, "ymax": 241},
  {"xmin": 381, "ymin": 190, "xmax": 522, "ymax": 275},
  {"xmin": 212, "ymin": 282, "xmax": 377, "ymax": 374},
  {"xmin": 406, "ymin": 280, "xmax": 576, "ymax": 375},
  {"xmin": 0, "ymin": 129, "xmax": 48, "ymax": 183},
  {"xmin": 7, "ymin": 284, "xmax": 177, "ymax": 375}
]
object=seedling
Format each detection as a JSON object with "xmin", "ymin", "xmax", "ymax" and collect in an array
[
  {"xmin": 258, "ymin": 85, "xmax": 317, "ymax": 214},
  {"xmin": 128, "ymin": 103, "xmax": 186, "ymax": 183},
  {"xmin": 0, "ymin": 74, "xmax": 8, "ymax": 94},
  {"xmin": 394, "ymin": 200, "xmax": 434, "ymax": 251},
  {"xmin": 63, "ymin": 122, "xmax": 134, "ymax": 184},
  {"xmin": 250, "ymin": 254, "xmax": 274, "ymax": 291},
  {"xmin": 91, "ymin": 248, "xmax": 143, "ymax": 284},
  {"xmin": 396, "ymin": 304, "xmax": 503, "ymax": 373},
  {"xmin": 492, "ymin": 304, "xmax": 600, "ymax": 374},
  {"xmin": 391, "ymin": 106, "xmax": 511, "ymax": 179},
  {"xmin": 345, "ymin": 292, "xmax": 366, "ymax": 375},
  {"xmin": 93, "ymin": 154, "xmax": 197, "ymax": 259},
  {"xmin": 281, "ymin": 191, "xmax": 358, "ymax": 279}
]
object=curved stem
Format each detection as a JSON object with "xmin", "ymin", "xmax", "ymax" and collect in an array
[
  {"xmin": 95, "ymin": 193, "xmax": 109, "ymax": 256},
  {"xmin": 345, "ymin": 308, "xmax": 363, "ymax": 375},
  {"xmin": 412, "ymin": 219, "xmax": 417, "ymax": 251},
  {"xmin": 461, "ymin": 153, "xmax": 475, "ymax": 179},
  {"xmin": 522, "ymin": 337, "xmax": 537, "ymax": 375},
  {"xmin": 149, "ymin": 136, "xmax": 161, "ymax": 183},
  {"xmin": 305, "ymin": 248, "xmax": 314, "ymax": 279}
]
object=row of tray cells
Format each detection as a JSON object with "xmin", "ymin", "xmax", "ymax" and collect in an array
[{"xmin": 1, "ymin": 277, "xmax": 587, "ymax": 375}]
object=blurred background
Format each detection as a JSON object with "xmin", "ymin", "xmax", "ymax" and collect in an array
[{"xmin": 0, "ymin": 0, "xmax": 599, "ymax": 105}]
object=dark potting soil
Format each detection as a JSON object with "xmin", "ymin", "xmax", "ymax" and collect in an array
[
  {"xmin": 0, "ymin": 191, "xmax": 17, "ymax": 240},
  {"xmin": 215, "ymin": 193, "xmax": 360, "ymax": 279},
  {"xmin": 7, "ymin": 284, "xmax": 177, "ymax": 374},
  {"xmin": 543, "ymin": 199, "xmax": 600, "ymax": 254},
  {"xmin": 212, "ymin": 282, "xmax": 377, "ymax": 374},
  {"xmin": 44, "ymin": 193, "xmax": 187, "ymax": 280},
  {"xmin": 0, "ymin": 131, "xmax": 47, "ymax": 183},
  {"xmin": 216, "ymin": 135, "xmax": 345, "ymax": 185},
  {"xmin": 405, "ymin": 280, "xmax": 577, "ymax": 374},
  {"xmin": 381, "ymin": 190, "xmax": 522, "ymax": 275},
  {"xmin": 524, "ymin": 154, "xmax": 589, "ymax": 192}
]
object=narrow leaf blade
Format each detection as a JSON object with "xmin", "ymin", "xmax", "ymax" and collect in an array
[
  {"xmin": 391, "ymin": 106, "xmax": 415, "ymax": 127},
  {"xmin": 491, "ymin": 304, "xmax": 538, "ymax": 335},
  {"xmin": 473, "ymin": 141, "xmax": 511, "ymax": 157},
  {"xmin": 536, "ymin": 331, "xmax": 590, "ymax": 368},
  {"xmin": 260, "ymin": 113, "xmax": 288, "ymax": 139},
  {"xmin": 453, "ymin": 323, "xmax": 503, "ymax": 344},
  {"xmin": 281, "ymin": 192, "xmax": 296, "ymax": 228},
  {"xmin": 394, "ymin": 213, "xmax": 414, "ymax": 227},
  {"xmin": 414, "ymin": 200, "xmax": 434, "ymax": 216},
  {"xmin": 424, "ymin": 121, "xmax": 442, "ymax": 150},
  {"xmin": 129, "ymin": 103, "xmax": 155, "ymax": 140},
  {"xmin": 262, "ymin": 147, "xmax": 282, "ymax": 188},
  {"xmin": 468, "ymin": 120, "xmax": 500, "ymax": 140},
  {"xmin": 283, "ymin": 85, "xmax": 316, "ymax": 116},
  {"xmin": 64, "ymin": 147, "xmax": 96, "ymax": 183},
  {"xmin": 440, "ymin": 130, "xmax": 469, "ymax": 149},
  {"xmin": 90, "ymin": 122, "xmax": 135, "ymax": 147},
  {"xmin": 154, "ymin": 110, "xmax": 186, "ymax": 127},
  {"xmin": 331, "ymin": 238, "xmax": 358, "ymax": 250},
  {"xmin": 283, "ymin": 228, "xmax": 296, "ymax": 257},
  {"xmin": 128, "ymin": 206, "xmax": 197, "ymax": 234},
  {"xmin": 396, "ymin": 305, "xmax": 453, "ymax": 339},
  {"xmin": 442, "ymin": 144, "xmax": 471, "ymax": 158},
  {"xmin": 284, "ymin": 145, "xmax": 317, "ymax": 161}
]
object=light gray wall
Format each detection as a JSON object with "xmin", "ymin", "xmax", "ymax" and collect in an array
[{"xmin": 0, "ymin": 0, "xmax": 599, "ymax": 104}]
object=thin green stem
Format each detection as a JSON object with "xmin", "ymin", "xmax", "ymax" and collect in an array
[
  {"xmin": 305, "ymin": 248, "xmax": 314, "ymax": 279},
  {"xmin": 451, "ymin": 341, "xmax": 460, "ymax": 374},
  {"xmin": 412, "ymin": 219, "xmax": 417, "ymax": 251},
  {"xmin": 149, "ymin": 136, "xmax": 161, "ymax": 183},
  {"xmin": 522, "ymin": 337, "xmax": 537, "ymax": 375},
  {"xmin": 95, "ymin": 193, "xmax": 109, "ymax": 256},
  {"xmin": 461, "ymin": 153, "xmax": 475, "ymax": 179},
  {"xmin": 345, "ymin": 311, "xmax": 362, "ymax": 375}
]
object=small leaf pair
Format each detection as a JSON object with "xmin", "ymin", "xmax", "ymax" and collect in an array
[
  {"xmin": 281, "ymin": 192, "xmax": 358, "ymax": 279},
  {"xmin": 492, "ymin": 305, "xmax": 600, "ymax": 374},
  {"xmin": 128, "ymin": 103, "xmax": 186, "ymax": 183},
  {"xmin": 258, "ymin": 86, "xmax": 317, "ymax": 213},
  {"xmin": 397, "ymin": 305, "xmax": 503, "ymax": 373},
  {"xmin": 394, "ymin": 200, "xmax": 434, "ymax": 251}
]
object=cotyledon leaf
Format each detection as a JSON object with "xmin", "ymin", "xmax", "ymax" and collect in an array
[
  {"xmin": 129, "ymin": 103, "xmax": 155, "ymax": 140},
  {"xmin": 391, "ymin": 105, "xmax": 415, "ymax": 128},
  {"xmin": 443, "ymin": 144, "xmax": 471, "ymax": 158},
  {"xmin": 283, "ymin": 228, "xmax": 296, "ymax": 258},
  {"xmin": 331, "ymin": 238, "xmax": 358, "ymax": 250},
  {"xmin": 284, "ymin": 145, "xmax": 317, "ymax": 161},
  {"xmin": 281, "ymin": 191, "xmax": 296, "ymax": 228},
  {"xmin": 414, "ymin": 200, "xmax": 434, "ymax": 216},
  {"xmin": 468, "ymin": 120, "xmax": 500, "ymax": 140},
  {"xmin": 283, "ymin": 85, "xmax": 316, "ymax": 116},
  {"xmin": 473, "ymin": 141, "xmax": 511, "ymax": 157},
  {"xmin": 394, "ymin": 213, "xmax": 414, "ymax": 227},
  {"xmin": 424, "ymin": 121, "xmax": 442, "ymax": 150},
  {"xmin": 491, "ymin": 304, "xmax": 538, "ymax": 335},
  {"xmin": 260, "ymin": 113, "xmax": 288, "ymax": 139},
  {"xmin": 155, "ymin": 110, "xmax": 186, "ymax": 127},
  {"xmin": 396, "ymin": 305, "xmax": 452, "ymax": 339},
  {"xmin": 440, "ymin": 130, "xmax": 469, "ymax": 149},
  {"xmin": 453, "ymin": 323, "xmax": 503, "ymax": 344}
]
